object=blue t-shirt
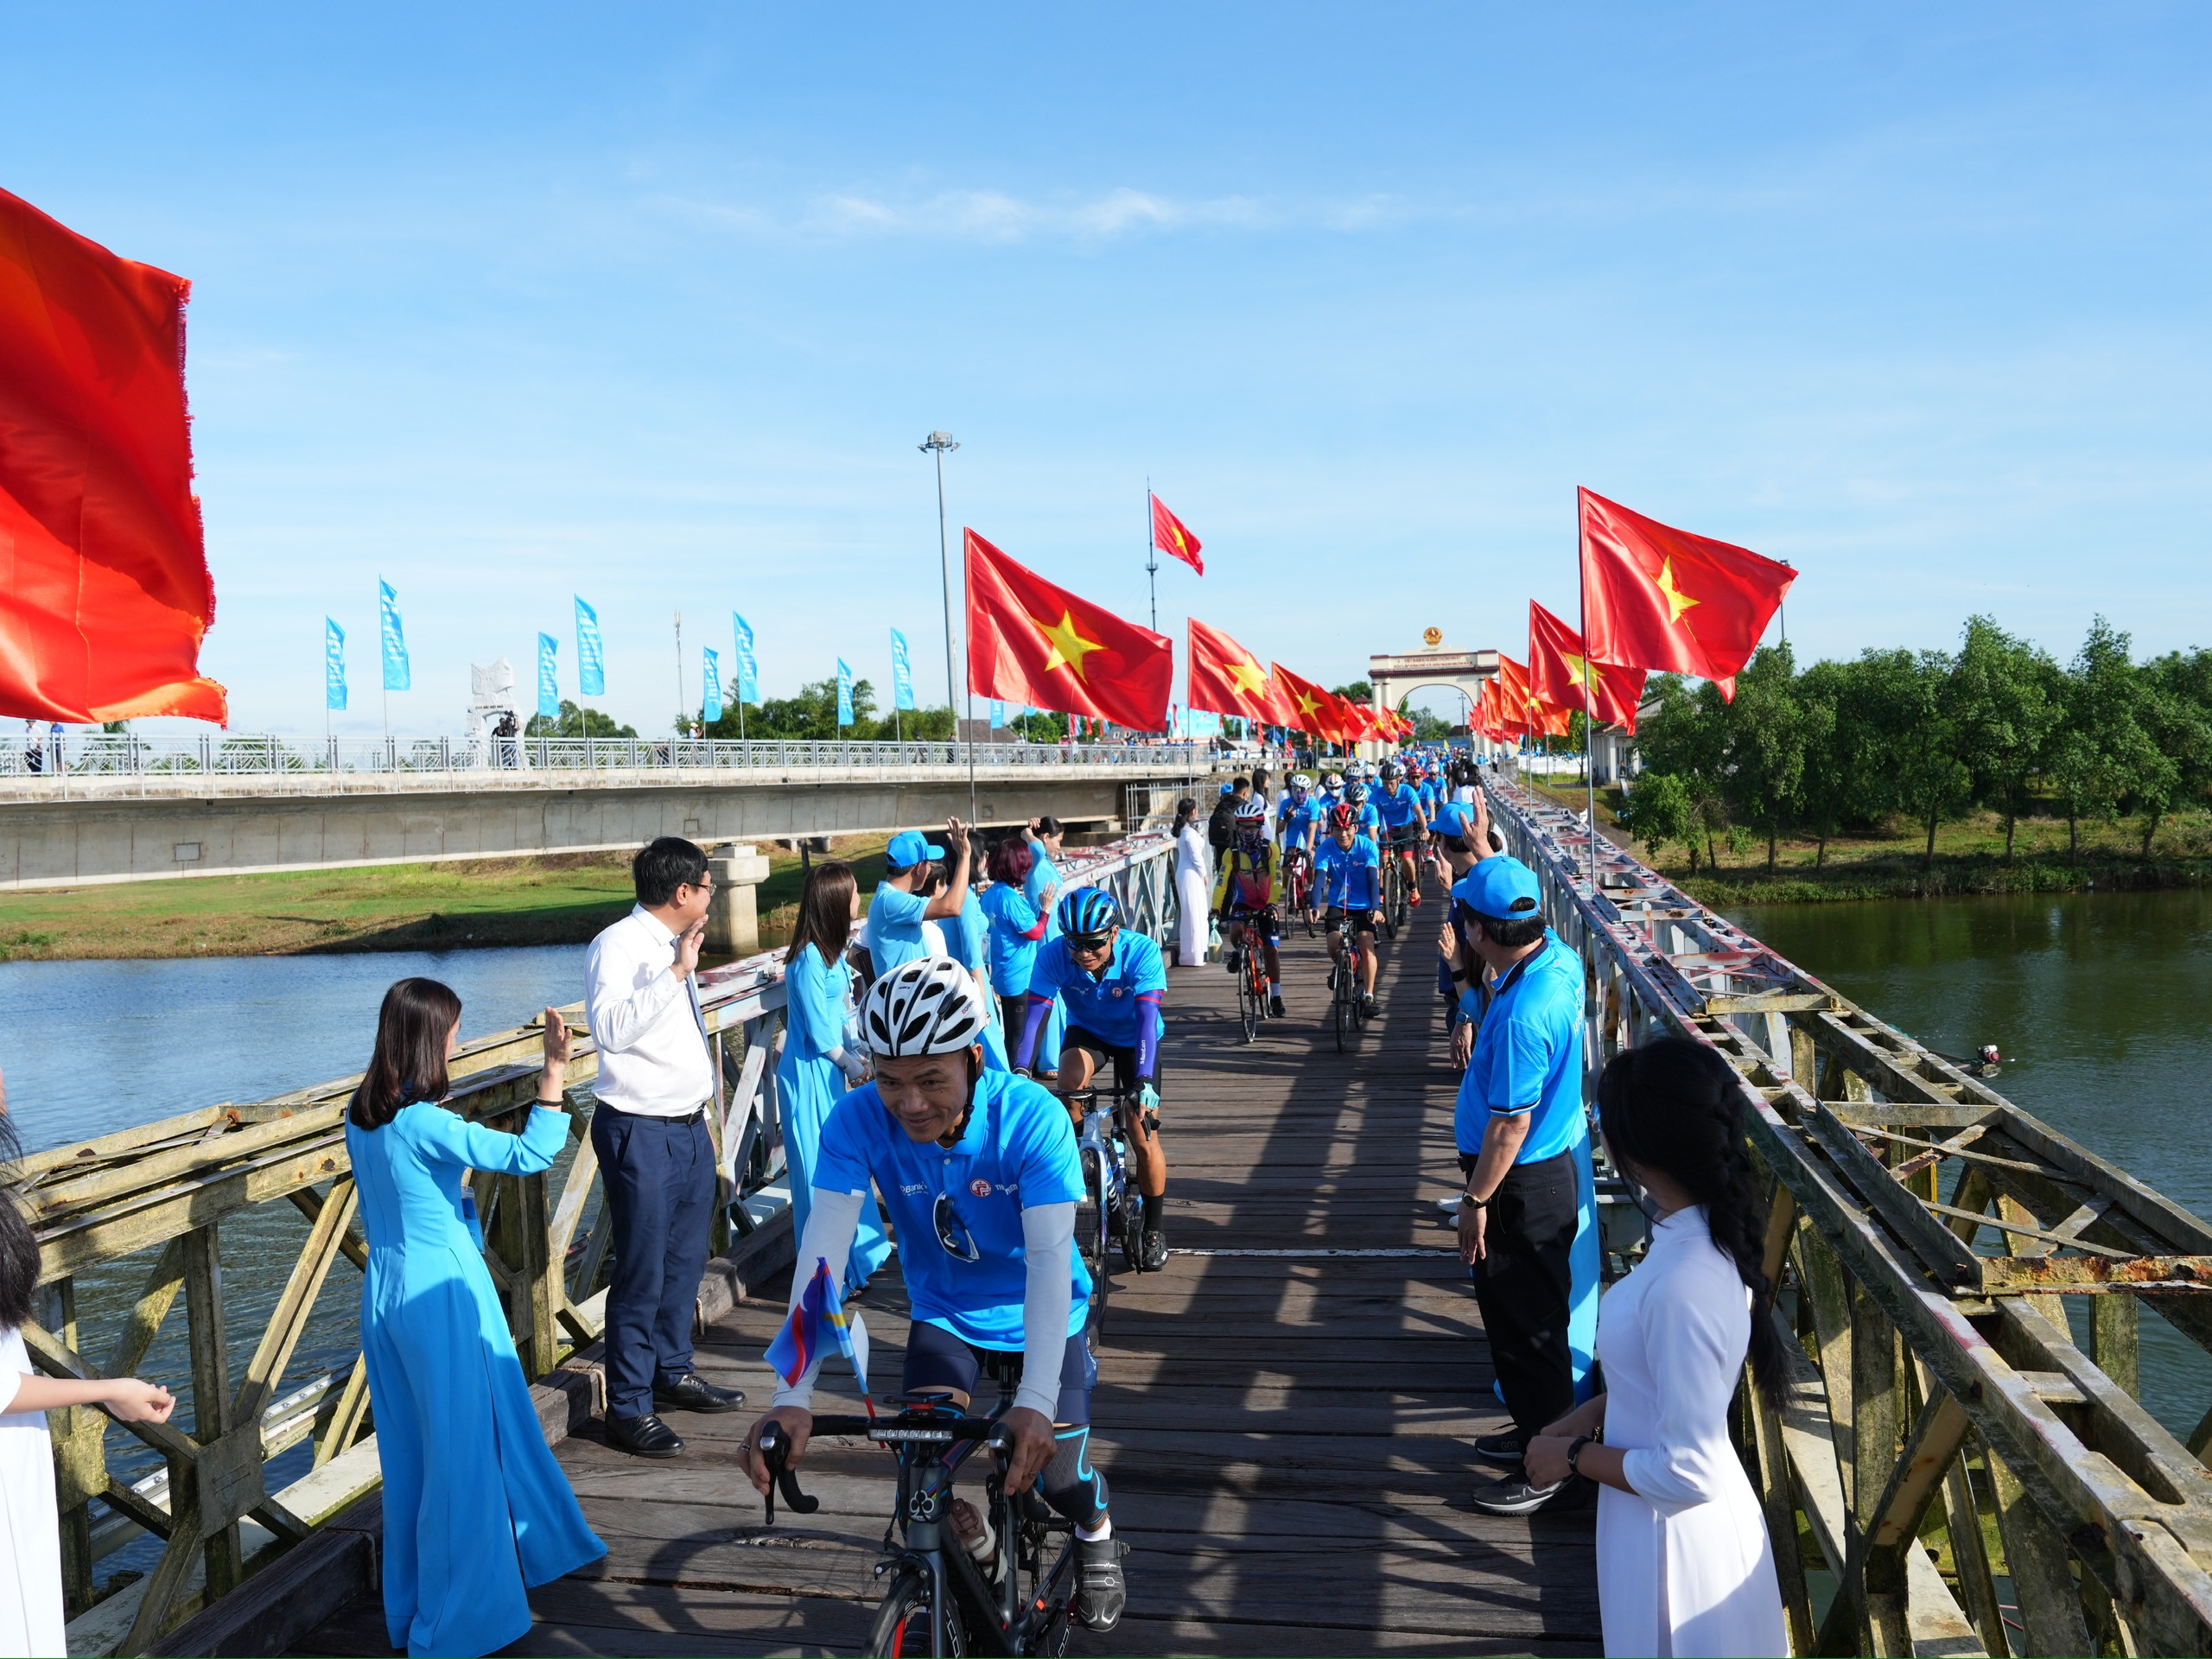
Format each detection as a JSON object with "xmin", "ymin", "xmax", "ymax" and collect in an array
[
  {"xmin": 1313, "ymin": 835, "xmax": 1382, "ymax": 910},
  {"xmin": 957, "ymin": 888, "xmax": 991, "ymax": 978},
  {"xmin": 976, "ymin": 881, "xmax": 1046, "ymax": 996},
  {"xmin": 1026, "ymin": 930, "xmax": 1167, "ymax": 1047},
  {"xmin": 1347, "ymin": 800, "xmax": 1382, "ymax": 837},
  {"xmin": 1025, "ymin": 850, "xmax": 1063, "ymax": 939},
  {"xmin": 1454, "ymin": 932, "xmax": 1587, "ymax": 1163},
  {"xmin": 868, "ymin": 882, "xmax": 930, "ymax": 978},
  {"xmin": 1376, "ymin": 782, "xmax": 1423, "ymax": 830},
  {"xmin": 816, "ymin": 1070, "xmax": 1091, "ymax": 1347},
  {"xmin": 1277, "ymin": 795, "xmax": 1324, "ymax": 852}
]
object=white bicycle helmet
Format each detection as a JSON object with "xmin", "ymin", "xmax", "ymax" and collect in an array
[{"xmin": 860, "ymin": 957, "xmax": 989, "ymax": 1057}]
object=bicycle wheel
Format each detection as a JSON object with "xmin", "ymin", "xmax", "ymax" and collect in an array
[
  {"xmin": 1380, "ymin": 864, "xmax": 1399, "ymax": 940},
  {"xmin": 1238, "ymin": 966, "xmax": 1261, "ymax": 1043},
  {"xmin": 868, "ymin": 1567, "xmax": 965, "ymax": 1656},
  {"xmin": 1332, "ymin": 976, "xmax": 1353, "ymax": 1053},
  {"xmin": 1085, "ymin": 1151, "xmax": 1113, "ymax": 1340}
]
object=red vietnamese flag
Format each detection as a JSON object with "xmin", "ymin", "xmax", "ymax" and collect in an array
[
  {"xmin": 1149, "ymin": 493, "xmax": 1203, "ymax": 575},
  {"xmin": 1529, "ymin": 601, "xmax": 1647, "ymax": 734},
  {"xmin": 1496, "ymin": 653, "xmax": 1534, "ymax": 734},
  {"xmin": 1579, "ymin": 487, "xmax": 1795, "ymax": 702},
  {"xmin": 0, "ymin": 188, "xmax": 227, "ymax": 723},
  {"xmin": 1187, "ymin": 617, "xmax": 1290, "ymax": 723},
  {"xmin": 967, "ymin": 531, "xmax": 1173, "ymax": 730},
  {"xmin": 1271, "ymin": 662, "xmax": 1347, "ymax": 744},
  {"xmin": 1339, "ymin": 698, "xmax": 1378, "ymax": 742}
]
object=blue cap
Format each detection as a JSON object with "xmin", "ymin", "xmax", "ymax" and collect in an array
[
  {"xmin": 1432, "ymin": 802, "xmax": 1471, "ymax": 840},
  {"xmin": 1452, "ymin": 855, "xmax": 1542, "ymax": 921},
  {"xmin": 886, "ymin": 829, "xmax": 946, "ymax": 870}
]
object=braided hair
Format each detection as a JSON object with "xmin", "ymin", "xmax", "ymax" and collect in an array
[{"xmin": 1597, "ymin": 1038, "xmax": 1786, "ymax": 1408}]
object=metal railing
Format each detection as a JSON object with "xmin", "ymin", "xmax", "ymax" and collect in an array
[
  {"xmin": 1485, "ymin": 778, "xmax": 2212, "ymax": 1656},
  {"xmin": 14, "ymin": 830, "xmax": 1180, "ymax": 1655},
  {"xmin": 0, "ymin": 732, "xmax": 1204, "ymax": 785}
]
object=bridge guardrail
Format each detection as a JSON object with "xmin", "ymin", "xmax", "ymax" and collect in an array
[
  {"xmin": 1485, "ymin": 777, "xmax": 2212, "ymax": 1657},
  {"xmin": 11, "ymin": 829, "xmax": 1179, "ymax": 1655},
  {"xmin": 0, "ymin": 733, "xmax": 1206, "ymax": 786}
]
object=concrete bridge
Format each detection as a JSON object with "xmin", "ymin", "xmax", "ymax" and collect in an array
[{"xmin": 0, "ymin": 734, "xmax": 1213, "ymax": 891}]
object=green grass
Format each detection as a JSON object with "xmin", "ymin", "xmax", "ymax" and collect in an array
[
  {"xmin": 1522, "ymin": 777, "xmax": 2212, "ymax": 906},
  {"xmin": 0, "ymin": 833, "xmax": 899, "ymax": 961}
]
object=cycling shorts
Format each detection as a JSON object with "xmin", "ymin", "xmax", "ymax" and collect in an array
[
  {"xmin": 1062, "ymin": 1026, "xmax": 1165, "ymax": 1097},
  {"xmin": 904, "ymin": 1321, "xmax": 1097, "ymax": 1425},
  {"xmin": 1223, "ymin": 903, "xmax": 1280, "ymax": 942},
  {"xmin": 1324, "ymin": 906, "xmax": 1379, "ymax": 937},
  {"xmin": 1385, "ymin": 823, "xmax": 1423, "ymax": 851}
]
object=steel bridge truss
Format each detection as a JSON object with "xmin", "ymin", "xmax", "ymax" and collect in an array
[{"xmin": 1488, "ymin": 779, "xmax": 2212, "ymax": 1658}]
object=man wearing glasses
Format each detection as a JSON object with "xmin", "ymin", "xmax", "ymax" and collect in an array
[
  {"xmin": 740, "ymin": 957, "xmax": 1128, "ymax": 1635},
  {"xmin": 1011, "ymin": 889, "xmax": 1170, "ymax": 1271},
  {"xmin": 584, "ymin": 836, "xmax": 746, "ymax": 1459}
]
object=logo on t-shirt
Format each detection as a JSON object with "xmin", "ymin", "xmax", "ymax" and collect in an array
[{"xmin": 969, "ymin": 1178, "xmax": 993, "ymax": 1198}]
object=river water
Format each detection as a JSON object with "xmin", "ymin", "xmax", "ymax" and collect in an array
[{"xmin": 1730, "ymin": 887, "xmax": 2212, "ymax": 1440}]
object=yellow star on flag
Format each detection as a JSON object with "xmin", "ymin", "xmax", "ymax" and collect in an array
[
  {"xmin": 1033, "ymin": 607, "xmax": 1105, "ymax": 678},
  {"xmin": 1559, "ymin": 652, "xmax": 1605, "ymax": 690},
  {"xmin": 1295, "ymin": 688, "xmax": 1321, "ymax": 718},
  {"xmin": 1226, "ymin": 658, "xmax": 1269, "ymax": 698},
  {"xmin": 1653, "ymin": 556, "xmax": 1700, "ymax": 625}
]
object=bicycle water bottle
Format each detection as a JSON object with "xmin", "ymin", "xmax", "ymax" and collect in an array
[{"xmin": 1206, "ymin": 916, "xmax": 1221, "ymax": 962}]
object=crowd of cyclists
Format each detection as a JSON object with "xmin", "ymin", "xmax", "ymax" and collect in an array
[{"xmin": 740, "ymin": 743, "xmax": 1495, "ymax": 1648}]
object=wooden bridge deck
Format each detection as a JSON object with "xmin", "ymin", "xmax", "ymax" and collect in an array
[{"xmin": 296, "ymin": 896, "xmax": 1599, "ymax": 1656}]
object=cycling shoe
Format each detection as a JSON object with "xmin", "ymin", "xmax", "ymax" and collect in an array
[
  {"xmin": 1141, "ymin": 1229, "xmax": 1168, "ymax": 1272},
  {"xmin": 1074, "ymin": 1536, "xmax": 1128, "ymax": 1632}
]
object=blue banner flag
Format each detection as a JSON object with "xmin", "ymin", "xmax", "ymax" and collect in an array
[
  {"xmin": 836, "ymin": 658, "xmax": 855, "ymax": 727},
  {"xmin": 988, "ymin": 697, "xmax": 1005, "ymax": 729},
  {"xmin": 325, "ymin": 619, "xmax": 347, "ymax": 712},
  {"xmin": 537, "ymin": 632, "xmax": 559, "ymax": 719},
  {"xmin": 702, "ymin": 647, "xmax": 722, "ymax": 722},
  {"xmin": 378, "ymin": 580, "xmax": 410, "ymax": 692},
  {"xmin": 766, "ymin": 1257, "xmax": 870, "ymax": 1395},
  {"xmin": 733, "ymin": 613, "xmax": 759, "ymax": 704},
  {"xmin": 889, "ymin": 628, "xmax": 916, "ymax": 712},
  {"xmin": 575, "ymin": 597, "xmax": 605, "ymax": 697}
]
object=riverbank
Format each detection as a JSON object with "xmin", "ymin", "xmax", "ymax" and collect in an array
[
  {"xmin": 1523, "ymin": 778, "xmax": 2212, "ymax": 906},
  {"xmin": 0, "ymin": 836, "xmax": 896, "ymax": 960}
]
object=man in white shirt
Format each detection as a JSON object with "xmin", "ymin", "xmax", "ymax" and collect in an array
[{"xmin": 585, "ymin": 836, "xmax": 745, "ymax": 1458}]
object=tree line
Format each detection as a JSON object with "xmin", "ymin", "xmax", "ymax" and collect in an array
[{"xmin": 1618, "ymin": 616, "xmax": 2212, "ymax": 875}]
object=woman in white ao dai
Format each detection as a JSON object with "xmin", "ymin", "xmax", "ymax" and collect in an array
[{"xmin": 1523, "ymin": 1039, "xmax": 1789, "ymax": 1658}]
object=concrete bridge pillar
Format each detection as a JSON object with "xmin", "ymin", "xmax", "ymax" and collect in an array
[{"xmin": 707, "ymin": 843, "xmax": 773, "ymax": 957}]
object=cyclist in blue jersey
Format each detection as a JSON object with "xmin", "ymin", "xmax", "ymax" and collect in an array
[
  {"xmin": 1374, "ymin": 760, "xmax": 1430, "ymax": 908},
  {"xmin": 1341, "ymin": 780, "xmax": 1384, "ymax": 839},
  {"xmin": 1275, "ymin": 772, "xmax": 1325, "ymax": 925},
  {"xmin": 1014, "ymin": 890, "xmax": 1172, "ymax": 1271},
  {"xmin": 1318, "ymin": 770, "xmax": 1345, "ymax": 811},
  {"xmin": 741, "ymin": 957, "xmax": 1127, "ymax": 1633},
  {"xmin": 1314, "ymin": 803, "xmax": 1384, "ymax": 1015}
]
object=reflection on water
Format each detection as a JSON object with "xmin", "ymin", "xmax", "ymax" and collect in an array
[
  {"xmin": 0, "ymin": 946, "xmax": 590, "ymax": 1588},
  {"xmin": 1729, "ymin": 887, "xmax": 2212, "ymax": 1440}
]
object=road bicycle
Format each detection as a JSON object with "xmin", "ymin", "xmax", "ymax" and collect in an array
[
  {"xmin": 756, "ymin": 1362, "xmax": 1087, "ymax": 1656},
  {"xmin": 1064, "ymin": 1085, "xmax": 1139, "ymax": 1339},
  {"xmin": 1280, "ymin": 845, "xmax": 1316, "ymax": 937},
  {"xmin": 1377, "ymin": 854, "xmax": 1402, "ymax": 941},
  {"xmin": 1330, "ymin": 918, "xmax": 1376, "ymax": 1055},
  {"xmin": 1228, "ymin": 908, "xmax": 1278, "ymax": 1043}
]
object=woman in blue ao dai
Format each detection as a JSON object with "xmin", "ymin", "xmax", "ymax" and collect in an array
[
  {"xmin": 346, "ymin": 978, "xmax": 605, "ymax": 1656},
  {"xmin": 775, "ymin": 863, "xmax": 891, "ymax": 1293}
]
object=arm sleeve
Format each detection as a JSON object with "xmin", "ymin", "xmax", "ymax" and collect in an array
[
  {"xmin": 771, "ymin": 1189, "xmax": 865, "ymax": 1408},
  {"xmin": 585, "ymin": 935, "xmax": 684, "ymax": 1054},
  {"xmin": 1015, "ymin": 1202, "xmax": 1077, "ymax": 1420},
  {"xmin": 1489, "ymin": 1015, "xmax": 1552, "ymax": 1117},
  {"xmin": 1134, "ymin": 995, "xmax": 1163, "ymax": 1080},
  {"xmin": 1618, "ymin": 1266, "xmax": 1751, "ymax": 1515},
  {"xmin": 1014, "ymin": 894, "xmax": 1050, "ymax": 941},
  {"xmin": 1014, "ymin": 995, "xmax": 1053, "ymax": 1071},
  {"xmin": 411, "ymin": 1103, "xmax": 569, "ymax": 1174}
]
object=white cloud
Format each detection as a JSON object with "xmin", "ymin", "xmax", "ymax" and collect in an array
[{"xmin": 658, "ymin": 182, "xmax": 1360, "ymax": 244}]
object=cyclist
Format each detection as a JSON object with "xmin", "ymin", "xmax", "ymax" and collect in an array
[
  {"xmin": 1319, "ymin": 769, "xmax": 1345, "ymax": 811},
  {"xmin": 1375, "ymin": 760, "xmax": 1430, "ymax": 908},
  {"xmin": 1275, "ymin": 772, "xmax": 1325, "ymax": 922},
  {"xmin": 739, "ymin": 957, "xmax": 1126, "ymax": 1633},
  {"xmin": 1213, "ymin": 797, "xmax": 1285, "ymax": 1019},
  {"xmin": 1315, "ymin": 803, "xmax": 1383, "ymax": 1016},
  {"xmin": 1014, "ymin": 890, "xmax": 1172, "ymax": 1271},
  {"xmin": 1341, "ymin": 779, "xmax": 1384, "ymax": 839}
]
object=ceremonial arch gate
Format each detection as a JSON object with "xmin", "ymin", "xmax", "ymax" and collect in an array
[{"xmin": 1367, "ymin": 632, "xmax": 1498, "ymax": 751}]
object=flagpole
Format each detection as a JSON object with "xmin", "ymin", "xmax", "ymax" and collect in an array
[
  {"xmin": 1146, "ymin": 481, "xmax": 1159, "ymax": 634},
  {"xmin": 1579, "ymin": 512, "xmax": 1599, "ymax": 896}
]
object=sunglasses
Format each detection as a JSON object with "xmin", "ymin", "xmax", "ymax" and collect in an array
[
  {"xmin": 933, "ymin": 1193, "xmax": 981, "ymax": 1262},
  {"xmin": 1067, "ymin": 932, "xmax": 1114, "ymax": 954}
]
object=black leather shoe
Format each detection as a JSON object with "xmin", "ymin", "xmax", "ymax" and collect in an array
[
  {"xmin": 654, "ymin": 1372, "xmax": 746, "ymax": 1414},
  {"xmin": 605, "ymin": 1412, "xmax": 684, "ymax": 1458}
]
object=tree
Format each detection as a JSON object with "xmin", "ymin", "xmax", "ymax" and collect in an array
[
  {"xmin": 1634, "ymin": 674, "xmax": 1732, "ymax": 868},
  {"xmin": 1618, "ymin": 771, "xmax": 1700, "ymax": 869},
  {"xmin": 1852, "ymin": 648, "xmax": 1971, "ymax": 879},
  {"xmin": 1949, "ymin": 616, "xmax": 2061, "ymax": 862},
  {"xmin": 525, "ymin": 700, "xmax": 638, "ymax": 739},
  {"xmin": 2050, "ymin": 618, "xmax": 2164, "ymax": 864},
  {"xmin": 1719, "ymin": 645, "xmax": 1808, "ymax": 874}
]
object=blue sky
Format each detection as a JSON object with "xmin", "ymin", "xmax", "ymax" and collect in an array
[{"xmin": 8, "ymin": 4, "xmax": 2210, "ymax": 734}]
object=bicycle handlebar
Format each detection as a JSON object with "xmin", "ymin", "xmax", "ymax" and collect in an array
[{"xmin": 755, "ymin": 1414, "xmax": 1018, "ymax": 1526}]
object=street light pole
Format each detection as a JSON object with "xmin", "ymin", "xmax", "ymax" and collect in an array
[{"xmin": 919, "ymin": 430, "xmax": 976, "ymax": 821}]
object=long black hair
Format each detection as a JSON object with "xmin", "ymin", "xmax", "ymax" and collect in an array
[
  {"xmin": 786, "ymin": 861, "xmax": 857, "ymax": 969},
  {"xmin": 350, "ymin": 978, "xmax": 464, "ymax": 1130},
  {"xmin": 0, "ymin": 1107, "xmax": 36, "ymax": 1329},
  {"xmin": 1597, "ymin": 1038, "xmax": 1787, "ymax": 1408}
]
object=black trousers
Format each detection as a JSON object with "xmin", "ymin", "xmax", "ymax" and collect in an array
[
  {"xmin": 591, "ymin": 1107, "xmax": 716, "ymax": 1419},
  {"xmin": 1465, "ymin": 1148, "xmax": 1578, "ymax": 1442}
]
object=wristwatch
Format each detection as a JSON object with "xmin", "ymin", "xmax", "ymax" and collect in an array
[
  {"xmin": 1567, "ymin": 1429, "xmax": 1600, "ymax": 1475},
  {"xmin": 1459, "ymin": 1191, "xmax": 1488, "ymax": 1210}
]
